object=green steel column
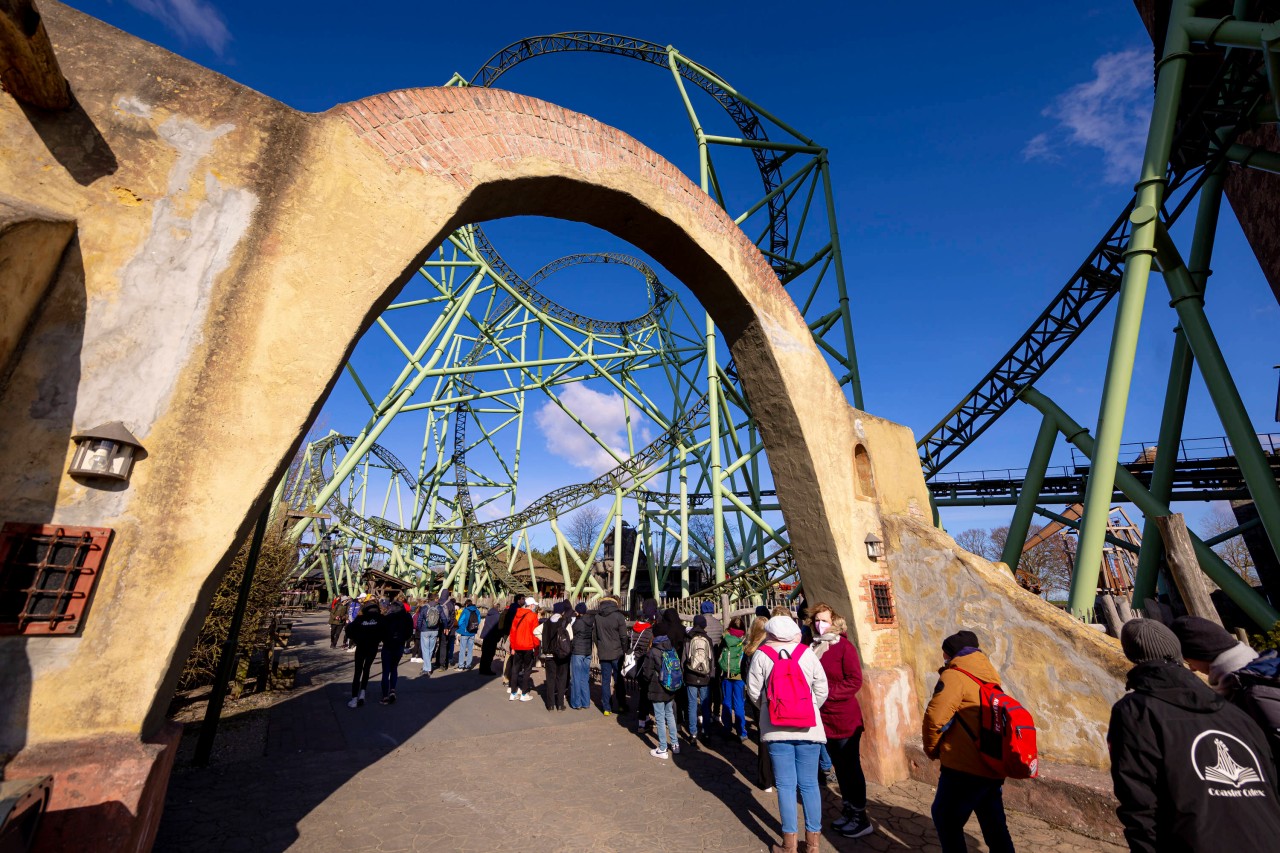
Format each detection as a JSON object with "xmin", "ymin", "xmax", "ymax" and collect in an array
[
  {"xmin": 1020, "ymin": 386, "xmax": 1279, "ymax": 627},
  {"xmin": 1133, "ymin": 168, "xmax": 1227, "ymax": 602},
  {"xmin": 1133, "ymin": 329, "xmax": 1195, "ymax": 605},
  {"xmin": 1154, "ymin": 223, "xmax": 1280, "ymax": 571},
  {"xmin": 679, "ymin": 448, "xmax": 690, "ymax": 597},
  {"xmin": 818, "ymin": 156, "xmax": 864, "ymax": 408},
  {"xmin": 707, "ymin": 313, "xmax": 726, "ymax": 584},
  {"xmin": 613, "ymin": 489, "xmax": 624, "ymax": 597},
  {"xmin": 1072, "ymin": 0, "xmax": 1193, "ymax": 619},
  {"xmin": 1000, "ymin": 414, "xmax": 1059, "ymax": 572}
]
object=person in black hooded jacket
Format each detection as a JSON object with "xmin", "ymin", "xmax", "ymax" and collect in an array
[
  {"xmin": 569, "ymin": 602, "xmax": 595, "ymax": 709},
  {"xmin": 1108, "ymin": 619, "xmax": 1280, "ymax": 853},
  {"xmin": 640, "ymin": 633, "xmax": 681, "ymax": 758},
  {"xmin": 655, "ymin": 608, "xmax": 688, "ymax": 727},
  {"xmin": 594, "ymin": 597, "xmax": 629, "ymax": 716}
]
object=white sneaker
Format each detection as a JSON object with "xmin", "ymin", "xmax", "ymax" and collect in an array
[
  {"xmin": 519, "ymin": 692, "xmax": 533, "ymax": 702},
  {"xmin": 347, "ymin": 697, "xmax": 359, "ymax": 708},
  {"xmin": 509, "ymin": 692, "xmax": 518, "ymax": 701},
  {"xmin": 410, "ymin": 657, "xmax": 423, "ymax": 663},
  {"xmin": 649, "ymin": 748, "xmax": 669, "ymax": 760}
]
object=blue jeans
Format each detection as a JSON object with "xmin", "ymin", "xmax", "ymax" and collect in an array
[
  {"xmin": 457, "ymin": 635, "xmax": 475, "ymax": 668},
  {"xmin": 721, "ymin": 678, "xmax": 747, "ymax": 738},
  {"xmin": 438, "ymin": 631, "xmax": 455, "ymax": 668},
  {"xmin": 380, "ymin": 640, "xmax": 403, "ymax": 697},
  {"xmin": 686, "ymin": 684, "xmax": 709, "ymax": 735},
  {"xmin": 819, "ymin": 744, "xmax": 832, "ymax": 772},
  {"xmin": 599, "ymin": 658, "xmax": 621, "ymax": 712},
  {"xmin": 768, "ymin": 740, "xmax": 823, "ymax": 833},
  {"xmin": 931, "ymin": 766, "xmax": 1014, "ymax": 853},
  {"xmin": 420, "ymin": 631, "xmax": 438, "ymax": 672},
  {"xmin": 653, "ymin": 699, "xmax": 677, "ymax": 752},
  {"xmin": 570, "ymin": 655, "xmax": 591, "ymax": 708}
]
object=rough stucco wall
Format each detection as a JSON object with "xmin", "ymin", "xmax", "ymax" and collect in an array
[
  {"xmin": 888, "ymin": 514, "xmax": 1129, "ymax": 768},
  {"xmin": 0, "ymin": 1, "xmax": 872, "ymax": 753}
]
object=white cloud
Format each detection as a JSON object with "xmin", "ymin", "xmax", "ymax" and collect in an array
[
  {"xmin": 126, "ymin": 0, "xmax": 231, "ymax": 55},
  {"xmin": 534, "ymin": 384, "xmax": 649, "ymax": 475},
  {"xmin": 1021, "ymin": 132, "xmax": 1057, "ymax": 163},
  {"xmin": 1029, "ymin": 48, "xmax": 1152, "ymax": 184}
]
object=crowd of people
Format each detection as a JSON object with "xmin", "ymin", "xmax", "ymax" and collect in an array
[{"xmin": 328, "ymin": 589, "xmax": 1280, "ymax": 853}]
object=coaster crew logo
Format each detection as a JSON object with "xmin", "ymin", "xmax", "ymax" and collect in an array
[{"xmin": 1191, "ymin": 730, "xmax": 1268, "ymax": 798}]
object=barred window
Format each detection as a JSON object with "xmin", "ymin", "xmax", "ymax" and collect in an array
[
  {"xmin": 0, "ymin": 524, "xmax": 112, "ymax": 636},
  {"xmin": 869, "ymin": 579, "xmax": 896, "ymax": 625}
]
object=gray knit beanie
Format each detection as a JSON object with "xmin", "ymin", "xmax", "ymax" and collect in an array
[{"xmin": 1120, "ymin": 618, "xmax": 1183, "ymax": 665}]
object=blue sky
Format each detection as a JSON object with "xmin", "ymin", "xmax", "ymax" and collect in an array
[{"xmin": 73, "ymin": 1, "xmax": 1280, "ymax": 542}]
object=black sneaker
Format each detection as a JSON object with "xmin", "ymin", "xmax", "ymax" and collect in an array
[
  {"xmin": 380, "ymin": 696, "xmax": 392, "ymax": 705},
  {"xmin": 839, "ymin": 809, "xmax": 873, "ymax": 839},
  {"xmin": 388, "ymin": 692, "xmax": 397, "ymax": 704}
]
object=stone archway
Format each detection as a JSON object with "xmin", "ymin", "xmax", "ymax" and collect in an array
[{"xmin": 0, "ymin": 6, "xmax": 887, "ymax": 840}]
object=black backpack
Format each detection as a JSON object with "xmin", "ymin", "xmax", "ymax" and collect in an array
[
  {"xmin": 543, "ymin": 618, "xmax": 572, "ymax": 658},
  {"xmin": 465, "ymin": 608, "xmax": 480, "ymax": 634}
]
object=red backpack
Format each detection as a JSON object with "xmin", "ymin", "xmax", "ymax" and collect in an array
[
  {"xmin": 951, "ymin": 667, "xmax": 1039, "ymax": 779},
  {"xmin": 760, "ymin": 644, "xmax": 817, "ymax": 728}
]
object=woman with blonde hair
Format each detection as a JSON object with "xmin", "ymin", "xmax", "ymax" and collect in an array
[
  {"xmin": 746, "ymin": 614, "xmax": 769, "ymax": 655},
  {"xmin": 809, "ymin": 604, "xmax": 872, "ymax": 839}
]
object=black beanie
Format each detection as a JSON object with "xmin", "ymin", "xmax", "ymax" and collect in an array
[
  {"xmin": 693, "ymin": 614, "xmax": 707, "ymax": 629},
  {"xmin": 942, "ymin": 630, "xmax": 980, "ymax": 657},
  {"xmin": 1171, "ymin": 615, "xmax": 1238, "ymax": 661}
]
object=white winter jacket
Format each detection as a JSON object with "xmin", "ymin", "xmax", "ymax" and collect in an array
[{"xmin": 746, "ymin": 639, "xmax": 829, "ymax": 743}]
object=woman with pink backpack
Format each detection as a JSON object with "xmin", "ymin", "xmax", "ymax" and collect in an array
[{"xmin": 746, "ymin": 615, "xmax": 829, "ymax": 853}]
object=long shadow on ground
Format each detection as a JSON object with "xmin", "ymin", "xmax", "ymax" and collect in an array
[{"xmin": 154, "ymin": 615, "xmax": 539, "ymax": 853}]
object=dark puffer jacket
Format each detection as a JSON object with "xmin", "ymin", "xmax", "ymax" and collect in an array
[
  {"xmin": 639, "ymin": 635, "xmax": 680, "ymax": 702},
  {"xmin": 571, "ymin": 612, "xmax": 595, "ymax": 656},
  {"xmin": 382, "ymin": 604, "xmax": 413, "ymax": 645},
  {"xmin": 1108, "ymin": 660, "xmax": 1280, "ymax": 853},
  {"xmin": 593, "ymin": 599, "xmax": 629, "ymax": 661}
]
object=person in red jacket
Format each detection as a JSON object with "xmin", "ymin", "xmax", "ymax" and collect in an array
[
  {"xmin": 810, "ymin": 605, "xmax": 872, "ymax": 840},
  {"xmin": 508, "ymin": 597, "xmax": 540, "ymax": 702}
]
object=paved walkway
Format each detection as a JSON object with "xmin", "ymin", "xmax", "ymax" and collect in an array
[{"xmin": 156, "ymin": 614, "xmax": 1121, "ymax": 852}]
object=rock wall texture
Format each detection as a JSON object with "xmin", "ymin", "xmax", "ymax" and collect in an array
[{"xmin": 887, "ymin": 513, "xmax": 1130, "ymax": 768}]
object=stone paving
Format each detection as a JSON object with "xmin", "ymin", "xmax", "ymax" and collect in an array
[{"xmin": 156, "ymin": 614, "xmax": 1123, "ymax": 852}]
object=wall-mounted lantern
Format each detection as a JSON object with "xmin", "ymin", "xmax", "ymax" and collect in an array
[
  {"xmin": 864, "ymin": 533, "xmax": 884, "ymax": 561},
  {"xmin": 69, "ymin": 422, "xmax": 143, "ymax": 483}
]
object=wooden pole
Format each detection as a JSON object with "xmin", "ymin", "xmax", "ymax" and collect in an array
[
  {"xmin": 1095, "ymin": 593, "xmax": 1124, "ymax": 638},
  {"xmin": 1154, "ymin": 513, "xmax": 1224, "ymax": 626},
  {"xmin": 0, "ymin": 0, "xmax": 70, "ymax": 110}
]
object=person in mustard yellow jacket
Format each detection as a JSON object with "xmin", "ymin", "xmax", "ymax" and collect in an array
[{"xmin": 921, "ymin": 630, "xmax": 1014, "ymax": 853}]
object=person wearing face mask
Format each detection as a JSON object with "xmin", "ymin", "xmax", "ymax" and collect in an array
[{"xmin": 809, "ymin": 605, "xmax": 872, "ymax": 839}]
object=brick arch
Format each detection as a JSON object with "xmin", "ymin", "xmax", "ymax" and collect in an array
[{"xmin": 328, "ymin": 86, "xmax": 863, "ymax": 615}]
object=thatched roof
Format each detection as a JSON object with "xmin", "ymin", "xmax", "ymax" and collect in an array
[{"xmin": 510, "ymin": 563, "xmax": 572, "ymax": 583}]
